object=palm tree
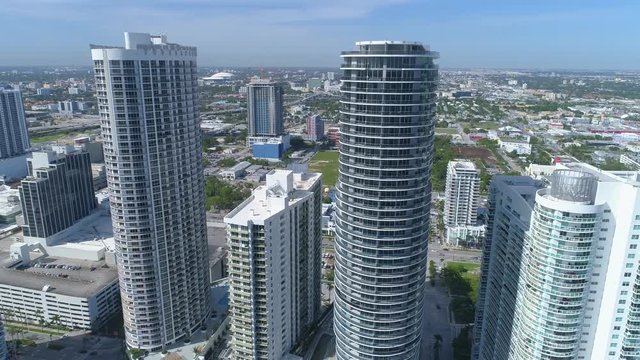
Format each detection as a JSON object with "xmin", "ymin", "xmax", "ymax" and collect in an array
[
  {"xmin": 51, "ymin": 314, "xmax": 61, "ymax": 327},
  {"xmin": 35, "ymin": 309, "xmax": 45, "ymax": 331}
]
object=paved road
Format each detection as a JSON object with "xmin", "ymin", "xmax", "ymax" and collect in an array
[
  {"xmin": 305, "ymin": 308, "xmax": 335, "ymax": 360},
  {"xmin": 421, "ymin": 278, "xmax": 455, "ymax": 360},
  {"xmin": 15, "ymin": 333, "xmax": 124, "ymax": 360},
  {"xmin": 498, "ymin": 148, "xmax": 525, "ymax": 174},
  {"xmin": 429, "ymin": 241, "xmax": 482, "ymax": 265}
]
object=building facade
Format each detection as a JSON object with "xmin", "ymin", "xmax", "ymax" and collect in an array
[
  {"xmin": 247, "ymin": 79, "xmax": 284, "ymax": 137},
  {"xmin": 0, "ymin": 274, "xmax": 119, "ymax": 331},
  {"xmin": 20, "ymin": 146, "xmax": 96, "ymax": 240},
  {"xmin": 0, "ymin": 86, "xmax": 30, "ymax": 160},
  {"xmin": 225, "ymin": 170, "xmax": 322, "ymax": 359},
  {"xmin": 334, "ymin": 41, "xmax": 438, "ymax": 360},
  {"xmin": 475, "ymin": 165, "xmax": 640, "ymax": 360},
  {"xmin": 306, "ymin": 114, "xmax": 324, "ymax": 141},
  {"xmin": 91, "ymin": 32, "xmax": 210, "ymax": 351},
  {"xmin": 473, "ymin": 176, "xmax": 544, "ymax": 360}
]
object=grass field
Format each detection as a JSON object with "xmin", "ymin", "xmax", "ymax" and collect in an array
[
  {"xmin": 435, "ymin": 127, "xmax": 459, "ymax": 134},
  {"xmin": 443, "ymin": 261, "xmax": 481, "ymax": 324},
  {"xmin": 29, "ymin": 129, "xmax": 95, "ymax": 144},
  {"xmin": 446, "ymin": 261, "xmax": 481, "ymax": 302},
  {"xmin": 309, "ymin": 151, "xmax": 339, "ymax": 186}
]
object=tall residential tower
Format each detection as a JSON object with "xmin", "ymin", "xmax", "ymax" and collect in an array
[
  {"xmin": 444, "ymin": 160, "xmax": 480, "ymax": 227},
  {"xmin": 444, "ymin": 160, "xmax": 483, "ymax": 245},
  {"xmin": 225, "ymin": 170, "xmax": 322, "ymax": 359},
  {"xmin": 472, "ymin": 176, "xmax": 544, "ymax": 360},
  {"xmin": 247, "ymin": 79, "xmax": 284, "ymax": 137},
  {"xmin": 475, "ymin": 164, "xmax": 640, "ymax": 360},
  {"xmin": 334, "ymin": 41, "xmax": 438, "ymax": 360},
  {"xmin": 91, "ymin": 32, "xmax": 210, "ymax": 351},
  {"xmin": 0, "ymin": 86, "xmax": 30, "ymax": 159}
]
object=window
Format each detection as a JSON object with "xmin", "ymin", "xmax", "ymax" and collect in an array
[
  {"xmin": 636, "ymin": 215, "xmax": 640, "ymax": 220},
  {"xmin": 634, "ymin": 225, "xmax": 640, "ymax": 230},
  {"xmin": 623, "ymin": 282, "xmax": 630, "ymax": 286},
  {"xmin": 616, "ymin": 317, "xmax": 623, "ymax": 322},
  {"xmin": 619, "ymin": 300, "xmax": 626, "ymax": 305},
  {"xmin": 624, "ymin": 273, "xmax": 632, "ymax": 277}
]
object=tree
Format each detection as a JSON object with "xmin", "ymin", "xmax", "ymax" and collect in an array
[
  {"xmin": 452, "ymin": 326, "xmax": 473, "ymax": 360},
  {"xmin": 433, "ymin": 334, "xmax": 443, "ymax": 360},
  {"xmin": 289, "ymin": 136, "xmax": 311, "ymax": 151},
  {"xmin": 324, "ymin": 270, "xmax": 335, "ymax": 284},
  {"xmin": 35, "ymin": 309, "xmax": 45, "ymax": 331},
  {"xmin": 463, "ymin": 127, "xmax": 471, "ymax": 134},
  {"xmin": 51, "ymin": 315, "xmax": 61, "ymax": 327},
  {"xmin": 217, "ymin": 158, "xmax": 237, "ymax": 168}
]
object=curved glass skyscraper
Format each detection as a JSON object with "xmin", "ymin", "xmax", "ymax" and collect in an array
[
  {"xmin": 511, "ymin": 170, "xmax": 601, "ymax": 360},
  {"xmin": 334, "ymin": 41, "xmax": 438, "ymax": 360}
]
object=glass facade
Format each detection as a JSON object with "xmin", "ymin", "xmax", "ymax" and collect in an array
[
  {"xmin": 247, "ymin": 81, "xmax": 284, "ymax": 137},
  {"xmin": 334, "ymin": 41, "xmax": 438, "ymax": 360},
  {"xmin": 0, "ymin": 87, "xmax": 30, "ymax": 159},
  {"xmin": 511, "ymin": 173, "xmax": 600, "ymax": 360}
]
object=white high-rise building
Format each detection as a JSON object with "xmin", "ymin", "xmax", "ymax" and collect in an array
[
  {"xmin": 224, "ymin": 170, "xmax": 322, "ymax": 359},
  {"xmin": 91, "ymin": 32, "xmax": 210, "ymax": 351},
  {"xmin": 334, "ymin": 41, "xmax": 438, "ymax": 360},
  {"xmin": 444, "ymin": 160, "xmax": 480, "ymax": 227},
  {"xmin": 444, "ymin": 160, "xmax": 482, "ymax": 245},
  {"xmin": 475, "ymin": 164, "xmax": 640, "ymax": 360},
  {"xmin": 0, "ymin": 86, "xmax": 30, "ymax": 159}
]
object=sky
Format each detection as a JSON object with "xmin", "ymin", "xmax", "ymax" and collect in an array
[{"xmin": 0, "ymin": 0, "xmax": 639, "ymax": 70}]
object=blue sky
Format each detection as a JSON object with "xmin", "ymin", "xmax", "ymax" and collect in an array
[{"xmin": 0, "ymin": 0, "xmax": 638, "ymax": 69}]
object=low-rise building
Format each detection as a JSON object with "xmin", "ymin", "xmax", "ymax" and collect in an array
[
  {"xmin": 498, "ymin": 135, "xmax": 531, "ymax": 155},
  {"xmin": 326, "ymin": 127, "xmax": 340, "ymax": 147},
  {"xmin": 0, "ymin": 243, "xmax": 119, "ymax": 330},
  {"xmin": 220, "ymin": 161, "xmax": 251, "ymax": 181},
  {"xmin": 445, "ymin": 224, "xmax": 486, "ymax": 247},
  {"xmin": 620, "ymin": 153, "xmax": 640, "ymax": 170},
  {"xmin": 0, "ymin": 185, "xmax": 21, "ymax": 229}
]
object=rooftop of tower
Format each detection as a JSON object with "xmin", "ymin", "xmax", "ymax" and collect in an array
[
  {"xmin": 342, "ymin": 40, "xmax": 438, "ymax": 58},
  {"xmin": 355, "ymin": 40, "xmax": 424, "ymax": 46},
  {"xmin": 449, "ymin": 159, "xmax": 478, "ymax": 170},
  {"xmin": 90, "ymin": 32, "xmax": 196, "ymax": 52},
  {"xmin": 224, "ymin": 170, "xmax": 321, "ymax": 226}
]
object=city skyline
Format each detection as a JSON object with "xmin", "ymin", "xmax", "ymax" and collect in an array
[{"xmin": 0, "ymin": 1, "xmax": 639, "ymax": 70}]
